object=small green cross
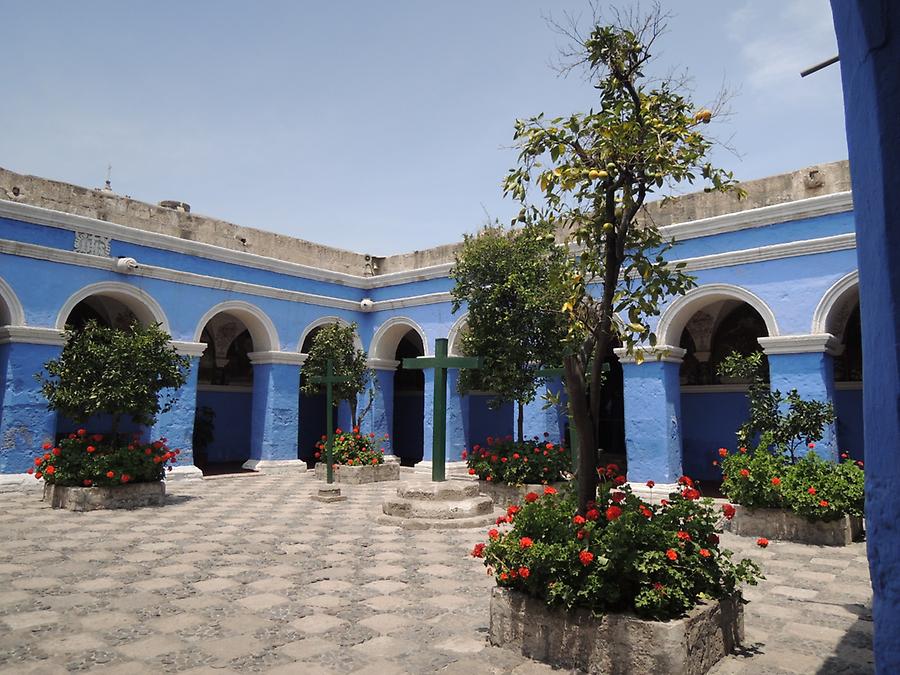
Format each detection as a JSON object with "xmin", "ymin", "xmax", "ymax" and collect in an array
[
  {"xmin": 308, "ymin": 359, "xmax": 352, "ymax": 484},
  {"xmin": 402, "ymin": 338, "xmax": 481, "ymax": 481}
]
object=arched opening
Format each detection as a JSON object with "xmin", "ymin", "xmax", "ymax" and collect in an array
[
  {"xmin": 392, "ymin": 329, "xmax": 425, "ymax": 465},
  {"xmin": 55, "ymin": 289, "xmax": 169, "ymax": 441},
  {"xmin": 678, "ymin": 300, "xmax": 770, "ymax": 483},
  {"xmin": 596, "ymin": 339, "xmax": 626, "ymax": 464},
  {"xmin": 833, "ymin": 299, "xmax": 864, "ymax": 461},
  {"xmin": 194, "ymin": 312, "xmax": 255, "ymax": 474}
]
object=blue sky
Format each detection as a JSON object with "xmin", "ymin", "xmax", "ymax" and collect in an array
[{"xmin": 1, "ymin": 1, "xmax": 845, "ymax": 255}]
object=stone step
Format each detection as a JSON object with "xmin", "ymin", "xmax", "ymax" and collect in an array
[
  {"xmin": 382, "ymin": 495, "xmax": 494, "ymax": 520},
  {"xmin": 396, "ymin": 481, "xmax": 479, "ymax": 501},
  {"xmin": 377, "ymin": 508, "xmax": 505, "ymax": 530}
]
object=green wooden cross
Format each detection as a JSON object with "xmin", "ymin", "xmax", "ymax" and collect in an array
[
  {"xmin": 536, "ymin": 363, "xmax": 609, "ymax": 474},
  {"xmin": 402, "ymin": 338, "xmax": 481, "ymax": 482},
  {"xmin": 307, "ymin": 359, "xmax": 352, "ymax": 484}
]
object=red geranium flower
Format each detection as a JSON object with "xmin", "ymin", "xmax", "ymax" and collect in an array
[
  {"xmin": 507, "ymin": 505, "xmax": 520, "ymax": 517},
  {"xmin": 518, "ymin": 567, "xmax": 530, "ymax": 580},
  {"xmin": 614, "ymin": 475, "xmax": 626, "ymax": 486},
  {"xmin": 722, "ymin": 504, "xmax": 736, "ymax": 520},
  {"xmin": 468, "ymin": 468, "xmax": 476, "ymax": 475},
  {"xmin": 471, "ymin": 543, "xmax": 485, "ymax": 558},
  {"xmin": 819, "ymin": 500, "xmax": 829, "ymax": 507},
  {"xmin": 771, "ymin": 477, "xmax": 781, "ymax": 486},
  {"xmin": 579, "ymin": 550, "xmax": 594, "ymax": 566},
  {"xmin": 757, "ymin": 538, "xmax": 769, "ymax": 548},
  {"xmin": 605, "ymin": 505, "xmax": 622, "ymax": 521},
  {"xmin": 677, "ymin": 530, "xmax": 691, "ymax": 541},
  {"xmin": 83, "ymin": 479, "xmax": 92, "ymax": 486},
  {"xmin": 488, "ymin": 529, "xmax": 499, "ymax": 540},
  {"xmin": 86, "ymin": 446, "xmax": 96, "ymax": 454},
  {"xmin": 42, "ymin": 442, "xmax": 52, "ymax": 450},
  {"xmin": 699, "ymin": 548, "xmax": 711, "ymax": 558},
  {"xmin": 106, "ymin": 471, "xmax": 115, "ymax": 479},
  {"xmin": 738, "ymin": 446, "xmax": 747, "ymax": 453},
  {"xmin": 519, "ymin": 537, "xmax": 533, "ymax": 549},
  {"xmin": 610, "ymin": 491, "xmax": 625, "ymax": 503},
  {"xmin": 640, "ymin": 505, "xmax": 652, "ymax": 518},
  {"xmin": 718, "ymin": 448, "xmax": 728, "ymax": 457},
  {"xmin": 646, "ymin": 480, "xmax": 655, "ymax": 488},
  {"xmin": 808, "ymin": 487, "xmax": 817, "ymax": 495},
  {"xmin": 666, "ymin": 549, "xmax": 678, "ymax": 561},
  {"xmin": 739, "ymin": 468, "xmax": 750, "ymax": 478},
  {"xmin": 45, "ymin": 465, "xmax": 55, "ymax": 475},
  {"xmin": 524, "ymin": 492, "xmax": 539, "ymax": 503},
  {"xmin": 544, "ymin": 486, "xmax": 557, "ymax": 496},
  {"xmin": 573, "ymin": 515, "xmax": 586, "ymax": 526}
]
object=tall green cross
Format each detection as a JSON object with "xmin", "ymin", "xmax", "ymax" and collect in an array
[
  {"xmin": 402, "ymin": 338, "xmax": 481, "ymax": 481},
  {"xmin": 307, "ymin": 359, "xmax": 352, "ymax": 484}
]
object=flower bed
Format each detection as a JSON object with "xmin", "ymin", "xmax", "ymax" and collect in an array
[
  {"xmin": 313, "ymin": 428, "xmax": 398, "ymax": 483},
  {"xmin": 719, "ymin": 447, "xmax": 865, "ymax": 545},
  {"xmin": 314, "ymin": 461, "xmax": 399, "ymax": 484},
  {"xmin": 464, "ymin": 434, "xmax": 570, "ymax": 486},
  {"xmin": 28, "ymin": 430, "xmax": 180, "ymax": 510},
  {"xmin": 478, "ymin": 480, "xmax": 569, "ymax": 509},
  {"xmin": 472, "ymin": 480, "xmax": 760, "ymax": 671},
  {"xmin": 490, "ymin": 587, "xmax": 743, "ymax": 675}
]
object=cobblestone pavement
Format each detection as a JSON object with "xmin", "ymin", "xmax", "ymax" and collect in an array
[{"xmin": 0, "ymin": 471, "xmax": 874, "ymax": 674}]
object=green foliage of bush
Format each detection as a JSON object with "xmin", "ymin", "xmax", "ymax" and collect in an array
[
  {"xmin": 473, "ymin": 482, "xmax": 761, "ymax": 620},
  {"xmin": 717, "ymin": 352, "xmax": 864, "ymax": 520},
  {"xmin": 38, "ymin": 321, "xmax": 189, "ymax": 430},
  {"xmin": 464, "ymin": 434, "xmax": 571, "ymax": 485},
  {"xmin": 315, "ymin": 427, "xmax": 387, "ymax": 466}
]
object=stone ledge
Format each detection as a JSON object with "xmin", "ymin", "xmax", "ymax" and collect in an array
[
  {"xmin": 477, "ymin": 480, "xmax": 570, "ymax": 509},
  {"xmin": 314, "ymin": 462, "xmax": 400, "ymax": 484},
  {"xmin": 489, "ymin": 587, "xmax": 743, "ymax": 675},
  {"xmin": 43, "ymin": 481, "xmax": 166, "ymax": 511},
  {"xmin": 726, "ymin": 505, "xmax": 863, "ymax": 546},
  {"xmin": 242, "ymin": 459, "xmax": 308, "ymax": 473}
]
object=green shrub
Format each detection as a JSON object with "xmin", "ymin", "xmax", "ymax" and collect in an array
[
  {"xmin": 472, "ymin": 481, "xmax": 761, "ymax": 620},
  {"xmin": 720, "ymin": 449, "xmax": 865, "ymax": 521},
  {"xmin": 464, "ymin": 434, "xmax": 570, "ymax": 485},
  {"xmin": 315, "ymin": 427, "xmax": 387, "ymax": 466},
  {"xmin": 28, "ymin": 430, "xmax": 180, "ymax": 486}
]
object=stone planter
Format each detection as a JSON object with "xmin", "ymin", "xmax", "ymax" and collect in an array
[
  {"xmin": 489, "ymin": 587, "xmax": 743, "ymax": 675},
  {"xmin": 726, "ymin": 505, "xmax": 863, "ymax": 546},
  {"xmin": 478, "ymin": 480, "xmax": 569, "ymax": 509},
  {"xmin": 43, "ymin": 481, "xmax": 165, "ymax": 511},
  {"xmin": 314, "ymin": 462, "xmax": 400, "ymax": 485}
]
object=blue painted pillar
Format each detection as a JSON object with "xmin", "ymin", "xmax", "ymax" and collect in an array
[
  {"xmin": 447, "ymin": 369, "xmax": 470, "ymax": 461},
  {"xmin": 616, "ymin": 347, "xmax": 684, "ymax": 485},
  {"xmin": 0, "ymin": 328, "xmax": 65, "ymax": 474},
  {"xmin": 523, "ymin": 377, "xmax": 566, "ymax": 444},
  {"xmin": 760, "ymin": 336, "xmax": 839, "ymax": 461},
  {"xmin": 337, "ymin": 400, "xmax": 353, "ymax": 433},
  {"xmin": 831, "ymin": 4, "xmax": 900, "ymax": 670},
  {"xmin": 246, "ymin": 351, "xmax": 304, "ymax": 469},
  {"xmin": 151, "ymin": 341, "xmax": 206, "ymax": 479},
  {"xmin": 422, "ymin": 369, "xmax": 435, "ymax": 462},
  {"xmin": 364, "ymin": 365, "xmax": 395, "ymax": 454}
]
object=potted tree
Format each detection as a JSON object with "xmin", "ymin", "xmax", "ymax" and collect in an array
[
  {"xmin": 303, "ymin": 322, "xmax": 399, "ymax": 484},
  {"xmin": 32, "ymin": 321, "xmax": 189, "ymax": 510},
  {"xmin": 717, "ymin": 352, "xmax": 865, "ymax": 546}
]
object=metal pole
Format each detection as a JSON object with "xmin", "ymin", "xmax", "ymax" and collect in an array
[
  {"xmin": 325, "ymin": 360, "xmax": 334, "ymax": 484},
  {"xmin": 432, "ymin": 339, "xmax": 448, "ymax": 482}
]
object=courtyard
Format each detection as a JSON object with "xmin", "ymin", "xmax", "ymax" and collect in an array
[{"xmin": 0, "ymin": 470, "xmax": 874, "ymax": 675}]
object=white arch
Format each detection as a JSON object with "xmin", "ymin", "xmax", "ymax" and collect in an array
[
  {"xmin": 369, "ymin": 316, "xmax": 428, "ymax": 360},
  {"xmin": 656, "ymin": 283, "xmax": 780, "ymax": 347},
  {"xmin": 0, "ymin": 276, "xmax": 25, "ymax": 326},
  {"xmin": 812, "ymin": 271, "xmax": 859, "ymax": 337},
  {"xmin": 447, "ymin": 313, "xmax": 468, "ymax": 357},
  {"xmin": 193, "ymin": 300, "xmax": 279, "ymax": 352},
  {"xmin": 298, "ymin": 315, "xmax": 363, "ymax": 353},
  {"xmin": 56, "ymin": 281, "xmax": 171, "ymax": 334}
]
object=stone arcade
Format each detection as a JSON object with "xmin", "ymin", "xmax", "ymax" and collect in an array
[{"xmin": 0, "ymin": 160, "xmax": 864, "ymax": 488}]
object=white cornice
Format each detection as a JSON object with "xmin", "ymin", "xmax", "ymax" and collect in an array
[
  {"xmin": 613, "ymin": 345, "xmax": 686, "ymax": 364},
  {"xmin": 169, "ymin": 340, "xmax": 207, "ymax": 357},
  {"xmin": 0, "ymin": 326, "xmax": 66, "ymax": 346},
  {"xmin": 758, "ymin": 334, "xmax": 842, "ymax": 356},
  {"xmin": 660, "ymin": 192, "xmax": 853, "ymax": 242},
  {"xmin": 371, "ymin": 292, "xmax": 453, "ymax": 311},
  {"xmin": 0, "ymin": 200, "xmax": 368, "ymax": 288},
  {"xmin": 670, "ymin": 233, "xmax": 856, "ymax": 272},
  {"xmin": 247, "ymin": 351, "xmax": 308, "ymax": 366},
  {"xmin": 0, "ymin": 192, "xmax": 853, "ymax": 292},
  {"xmin": 367, "ymin": 358, "xmax": 401, "ymax": 371}
]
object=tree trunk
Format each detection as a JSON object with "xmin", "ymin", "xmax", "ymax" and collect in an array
[
  {"xmin": 517, "ymin": 401, "xmax": 525, "ymax": 442},
  {"xmin": 565, "ymin": 354, "xmax": 598, "ymax": 513}
]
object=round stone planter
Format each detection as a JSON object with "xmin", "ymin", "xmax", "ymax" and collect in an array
[
  {"xmin": 43, "ymin": 481, "xmax": 166, "ymax": 511},
  {"xmin": 726, "ymin": 505, "xmax": 863, "ymax": 546},
  {"xmin": 314, "ymin": 461, "xmax": 400, "ymax": 485},
  {"xmin": 489, "ymin": 587, "xmax": 744, "ymax": 675},
  {"xmin": 477, "ymin": 480, "xmax": 569, "ymax": 509}
]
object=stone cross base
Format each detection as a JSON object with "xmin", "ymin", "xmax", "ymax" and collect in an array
[
  {"xmin": 378, "ymin": 480, "xmax": 503, "ymax": 529},
  {"xmin": 313, "ymin": 485, "xmax": 347, "ymax": 503}
]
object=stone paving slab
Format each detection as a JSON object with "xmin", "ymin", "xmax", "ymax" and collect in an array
[{"xmin": 0, "ymin": 471, "xmax": 874, "ymax": 674}]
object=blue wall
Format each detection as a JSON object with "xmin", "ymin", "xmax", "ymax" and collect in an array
[
  {"xmin": 468, "ymin": 395, "xmax": 514, "ymax": 449},
  {"xmin": 195, "ymin": 390, "xmax": 252, "ymax": 463},
  {"xmin": 681, "ymin": 391, "xmax": 749, "ymax": 482},
  {"xmin": 834, "ymin": 387, "xmax": 864, "ymax": 461}
]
